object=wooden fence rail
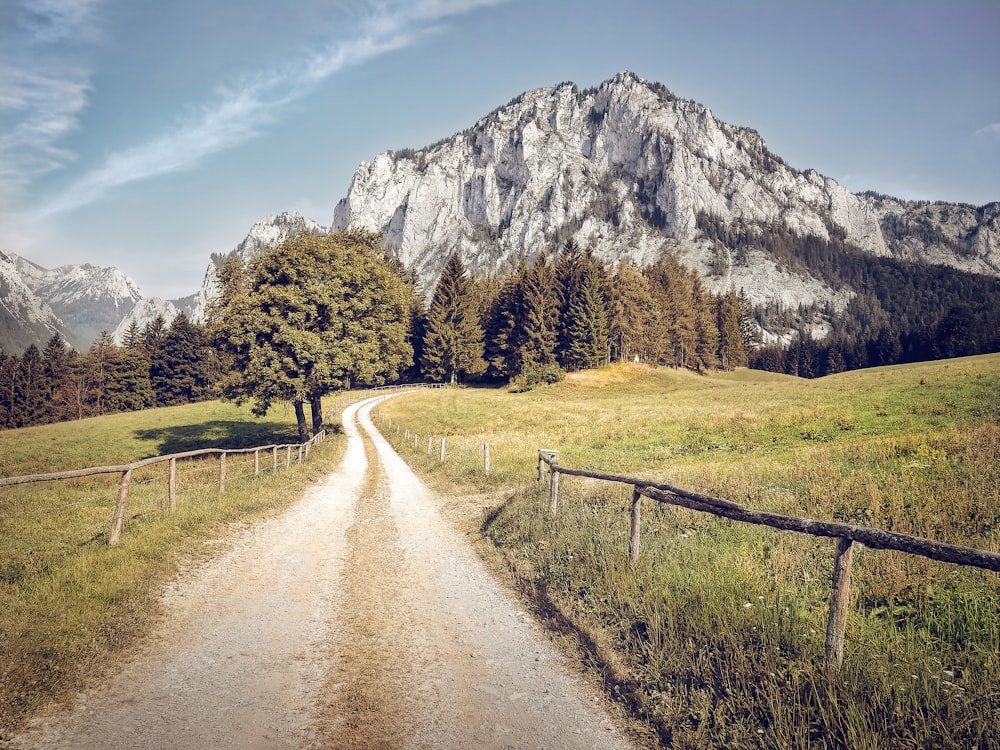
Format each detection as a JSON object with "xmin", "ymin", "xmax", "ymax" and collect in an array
[
  {"xmin": 536, "ymin": 449, "xmax": 1000, "ymax": 673},
  {"xmin": 0, "ymin": 432, "xmax": 326, "ymax": 546},
  {"xmin": 1, "ymin": 382, "xmax": 444, "ymax": 550}
]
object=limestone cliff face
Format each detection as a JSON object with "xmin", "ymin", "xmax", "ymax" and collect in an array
[{"xmin": 333, "ymin": 71, "xmax": 999, "ymax": 313}]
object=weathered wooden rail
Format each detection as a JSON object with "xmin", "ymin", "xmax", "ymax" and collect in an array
[
  {"xmin": 1, "ymin": 383, "xmax": 444, "ymax": 548},
  {"xmin": 536, "ymin": 449, "xmax": 1000, "ymax": 674},
  {"xmin": 1, "ymin": 432, "xmax": 326, "ymax": 546}
]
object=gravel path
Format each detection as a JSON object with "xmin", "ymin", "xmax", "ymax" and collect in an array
[{"xmin": 12, "ymin": 394, "xmax": 639, "ymax": 749}]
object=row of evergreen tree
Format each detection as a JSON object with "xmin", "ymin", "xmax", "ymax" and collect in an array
[
  {"xmin": 416, "ymin": 240, "xmax": 757, "ymax": 388},
  {"xmin": 0, "ymin": 314, "xmax": 216, "ymax": 430},
  {"xmin": 6, "ymin": 225, "xmax": 994, "ymax": 431}
]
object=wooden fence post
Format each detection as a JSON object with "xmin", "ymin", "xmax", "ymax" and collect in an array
[
  {"xmin": 219, "ymin": 452, "xmax": 227, "ymax": 492},
  {"xmin": 272, "ymin": 446, "xmax": 278, "ymax": 472},
  {"xmin": 629, "ymin": 487, "xmax": 642, "ymax": 562},
  {"xmin": 483, "ymin": 443, "xmax": 491, "ymax": 475},
  {"xmin": 428, "ymin": 436, "xmax": 434, "ymax": 454},
  {"xmin": 298, "ymin": 445, "xmax": 303, "ymax": 464},
  {"xmin": 286, "ymin": 446, "xmax": 292, "ymax": 468},
  {"xmin": 168, "ymin": 458, "xmax": 177, "ymax": 512},
  {"xmin": 825, "ymin": 538, "xmax": 856, "ymax": 674},
  {"xmin": 109, "ymin": 469, "xmax": 132, "ymax": 546},
  {"xmin": 254, "ymin": 449, "xmax": 260, "ymax": 476},
  {"xmin": 548, "ymin": 458, "xmax": 560, "ymax": 514},
  {"xmin": 439, "ymin": 437, "xmax": 446, "ymax": 462}
]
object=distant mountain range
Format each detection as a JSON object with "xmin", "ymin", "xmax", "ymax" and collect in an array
[{"xmin": 2, "ymin": 71, "xmax": 997, "ymax": 353}]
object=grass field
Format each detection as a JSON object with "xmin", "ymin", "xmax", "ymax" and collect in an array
[
  {"xmin": 376, "ymin": 355, "xmax": 1000, "ymax": 749},
  {"xmin": 0, "ymin": 398, "xmax": 348, "ymax": 737}
]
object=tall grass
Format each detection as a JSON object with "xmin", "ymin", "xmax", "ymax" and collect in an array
[
  {"xmin": 0, "ymin": 399, "xmax": 346, "ymax": 736},
  {"xmin": 376, "ymin": 356, "xmax": 1000, "ymax": 748}
]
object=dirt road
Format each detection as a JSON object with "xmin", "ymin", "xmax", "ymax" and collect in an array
[{"xmin": 12, "ymin": 394, "xmax": 639, "ymax": 749}]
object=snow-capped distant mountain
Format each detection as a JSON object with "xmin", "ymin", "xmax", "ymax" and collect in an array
[
  {"xmin": 1, "ymin": 212, "xmax": 325, "ymax": 352},
  {"xmin": 10, "ymin": 253, "xmax": 142, "ymax": 350},
  {"xmin": 0, "ymin": 251, "xmax": 72, "ymax": 353}
]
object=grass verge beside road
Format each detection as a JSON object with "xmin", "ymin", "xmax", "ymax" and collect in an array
[
  {"xmin": 0, "ymin": 399, "xmax": 346, "ymax": 737},
  {"xmin": 377, "ymin": 356, "xmax": 1000, "ymax": 749}
]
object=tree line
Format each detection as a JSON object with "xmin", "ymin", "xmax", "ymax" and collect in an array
[
  {"xmin": 0, "ymin": 313, "xmax": 217, "ymax": 430},
  {"xmin": 8, "ymin": 218, "xmax": 992, "ymax": 432},
  {"xmin": 418, "ymin": 240, "xmax": 757, "ymax": 390}
]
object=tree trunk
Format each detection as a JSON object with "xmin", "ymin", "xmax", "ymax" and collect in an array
[
  {"xmin": 310, "ymin": 395, "xmax": 323, "ymax": 435},
  {"xmin": 293, "ymin": 401, "xmax": 309, "ymax": 443}
]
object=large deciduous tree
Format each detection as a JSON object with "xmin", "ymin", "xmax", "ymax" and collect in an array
[{"xmin": 212, "ymin": 230, "xmax": 414, "ymax": 442}]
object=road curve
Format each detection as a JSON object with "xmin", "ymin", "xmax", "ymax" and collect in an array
[{"xmin": 11, "ymin": 394, "xmax": 639, "ymax": 750}]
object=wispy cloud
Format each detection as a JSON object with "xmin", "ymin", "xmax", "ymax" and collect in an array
[
  {"xmin": 0, "ymin": 0, "xmax": 102, "ymax": 197},
  {"xmin": 974, "ymin": 123, "xmax": 1000, "ymax": 139},
  {"xmin": 31, "ymin": 0, "xmax": 507, "ymax": 218}
]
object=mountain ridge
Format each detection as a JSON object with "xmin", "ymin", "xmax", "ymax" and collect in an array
[
  {"xmin": 2, "ymin": 72, "xmax": 997, "ymax": 353},
  {"xmin": 333, "ymin": 71, "xmax": 998, "ymax": 323}
]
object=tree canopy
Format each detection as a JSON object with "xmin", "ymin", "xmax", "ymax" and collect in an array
[{"xmin": 212, "ymin": 230, "xmax": 414, "ymax": 441}]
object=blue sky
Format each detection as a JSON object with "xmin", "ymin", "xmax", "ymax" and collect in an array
[{"xmin": 2, "ymin": 0, "xmax": 998, "ymax": 299}]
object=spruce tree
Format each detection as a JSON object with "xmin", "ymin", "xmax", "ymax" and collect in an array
[
  {"xmin": 420, "ymin": 254, "xmax": 486, "ymax": 384},
  {"xmin": 691, "ymin": 274, "xmax": 719, "ymax": 371},
  {"xmin": 609, "ymin": 263, "xmax": 654, "ymax": 362},
  {"xmin": 14, "ymin": 344, "xmax": 46, "ymax": 427},
  {"xmin": 41, "ymin": 334, "xmax": 71, "ymax": 422},
  {"xmin": 562, "ymin": 263, "xmax": 610, "ymax": 371},
  {"xmin": 483, "ymin": 261, "xmax": 527, "ymax": 380},
  {"xmin": 150, "ymin": 314, "xmax": 214, "ymax": 407},
  {"xmin": 0, "ymin": 352, "xmax": 16, "ymax": 428},
  {"xmin": 517, "ymin": 253, "xmax": 560, "ymax": 376},
  {"xmin": 716, "ymin": 287, "xmax": 748, "ymax": 370},
  {"xmin": 555, "ymin": 240, "xmax": 586, "ymax": 366}
]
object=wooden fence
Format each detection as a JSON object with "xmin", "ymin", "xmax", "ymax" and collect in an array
[
  {"xmin": 536, "ymin": 449, "xmax": 1000, "ymax": 674},
  {"xmin": 0, "ymin": 383, "xmax": 445, "ymax": 548},
  {"xmin": 0, "ymin": 432, "xmax": 327, "ymax": 546}
]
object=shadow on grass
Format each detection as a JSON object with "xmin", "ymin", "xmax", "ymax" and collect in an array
[{"xmin": 134, "ymin": 420, "xmax": 301, "ymax": 456}]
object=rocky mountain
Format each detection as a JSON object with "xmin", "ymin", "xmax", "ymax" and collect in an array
[
  {"xmin": 11, "ymin": 254, "xmax": 143, "ymax": 349},
  {"xmin": 333, "ymin": 71, "xmax": 999, "ymax": 333},
  {"xmin": 0, "ymin": 251, "xmax": 72, "ymax": 353},
  {"xmin": 0, "ymin": 252, "xmax": 142, "ymax": 351}
]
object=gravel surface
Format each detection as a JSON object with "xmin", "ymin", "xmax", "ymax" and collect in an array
[{"xmin": 12, "ymin": 394, "xmax": 640, "ymax": 749}]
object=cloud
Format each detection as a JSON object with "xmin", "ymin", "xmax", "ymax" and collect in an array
[
  {"xmin": 0, "ymin": 0, "xmax": 101, "ymax": 193},
  {"xmin": 31, "ymin": 0, "xmax": 508, "ymax": 219},
  {"xmin": 974, "ymin": 123, "xmax": 1000, "ymax": 138}
]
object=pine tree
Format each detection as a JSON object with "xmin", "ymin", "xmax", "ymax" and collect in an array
[
  {"xmin": 150, "ymin": 314, "xmax": 214, "ymax": 407},
  {"xmin": 716, "ymin": 287, "xmax": 748, "ymax": 370},
  {"xmin": 609, "ymin": 262, "xmax": 654, "ymax": 363},
  {"xmin": 41, "ymin": 334, "xmax": 71, "ymax": 423},
  {"xmin": 420, "ymin": 254, "xmax": 486, "ymax": 384},
  {"xmin": 562, "ymin": 263, "xmax": 610, "ymax": 371}
]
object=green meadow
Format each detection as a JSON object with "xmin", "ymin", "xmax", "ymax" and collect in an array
[
  {"xmin": 377, "ymin": 355, "xmax": 1000, "ymax": 749},
  {"xmin": 0, "ymin": 399, "xmax": 347, "ymax": 736}
]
